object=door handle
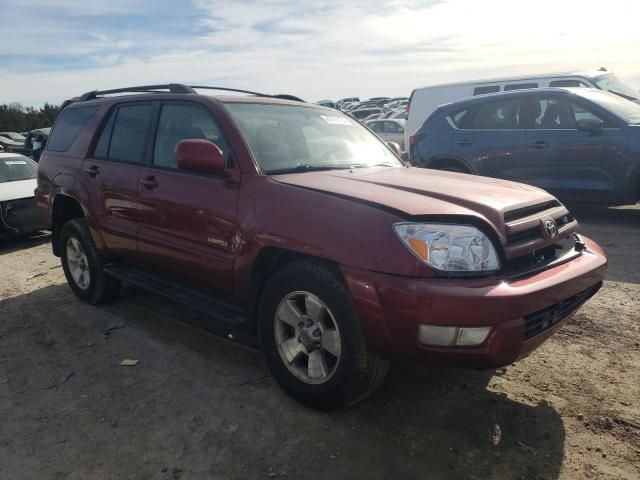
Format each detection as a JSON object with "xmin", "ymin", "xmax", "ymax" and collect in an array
[
  {"xmin": 530, "ymin": 141, "xmax": 549, "ymax": 149},
  {"xmin": 456, "ymin": 139, "xmax": 472, "ymax": 146},
  {"xmin": 84, "ymin": 165, "xmax": 100, "ymax": 177},
  {"xmin": 139, "ymin": 176, "xmax": 159, "ymax": 189}
]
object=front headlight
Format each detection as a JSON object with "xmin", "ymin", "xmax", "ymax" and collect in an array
[{"xmin": 393, "ymin": 223, "xmax": 500, "ymax": 273}]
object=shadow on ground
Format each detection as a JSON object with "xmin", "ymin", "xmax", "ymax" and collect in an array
[
  {"xmin": 1, "ymin": 283, "xmax": 565, "ymax": 480},
  {"xmin": 569, "ymin": 204, "xmax": 640, "ymax": 284},
  {"xmin": 0, "ymin": 232, "xmax": 51, "ymax": 257}
]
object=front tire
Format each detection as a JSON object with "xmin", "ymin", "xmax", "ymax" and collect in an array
[
  {"xmin": 259, "ymin": 261, "xmax": 389, "ymax": 409},
  {"xmin": 60, "ymin": 218, "xmax": 120, "ymax": 304}
]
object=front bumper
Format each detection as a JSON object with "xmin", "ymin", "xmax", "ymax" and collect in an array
[
  {"xmin": 0, "ymin": 197, "xmax": 50, "ymax": 237},
  {"xmin": 341, "ymin": 235, "xmax": 607, "ymax": 369}
]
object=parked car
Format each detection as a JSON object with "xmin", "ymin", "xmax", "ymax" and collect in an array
[
  {"xmin": 0, "ymin": 132, "xmax": 27, "ymax": 143},
  {"xmin": 366, "ymin": 119, "xmax": 406, "ymax": 151},
  {"xmin": 23, "ymin": 128, "xmax": 51, "ymax": 161},
  {"xmin": 0, "ymin": 153, "xmax": 50, "ymax": 237},
  {"xmin": 315, "ymin": 100, "xmax": 336, "ymax": 109},
  {"xmin": 406, "ymin": 69, "xmax": 640, "ymax": 160},
  {"xmin": 37, "ymin": 83, "xmax": 606, "ymax": 409},
  {"xmin": 0, "ymin": 135, "xmax": 24, "ymax": 153},
  {"xmin": 411, "ymin": 87, "xmax": 640, "ymax": 205},
  {"xmin": 350, "ymin": 107, "xmax": 384, "ymax": 120}
]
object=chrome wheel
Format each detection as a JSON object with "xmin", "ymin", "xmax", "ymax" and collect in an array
[
  {"xmin": 66, "ymin": 237, "xmax": 90, "ymax": 290},
  {"xmin": 274, "ymin": 291, "xmax": 342, "ymax": 384}
]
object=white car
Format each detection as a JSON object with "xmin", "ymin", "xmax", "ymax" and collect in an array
[{"xmin": 0, "ymin": 153, "xmax": 50, "ymax": 238}]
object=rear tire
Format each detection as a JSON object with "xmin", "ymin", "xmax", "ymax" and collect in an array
[
  {"xmin": 259, "ymin": 260, "xmax": 389, "ymax": 409},
  {"xmin": 60, "ymin": 218, "xmax": 120, "ymax": 305}
]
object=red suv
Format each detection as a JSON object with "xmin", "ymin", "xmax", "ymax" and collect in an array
[{"xmin": 36, "ymin": 84, "xmax": 607, "ymax": 408}]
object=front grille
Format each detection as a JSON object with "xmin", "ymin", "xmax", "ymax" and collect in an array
[
  {"xmin": 523, "ymin": 283, "xmax": 601, "ymax": 339},
  {"xmin": 504, "ymin": 200, "xmax": 561, "ymax": 222}
]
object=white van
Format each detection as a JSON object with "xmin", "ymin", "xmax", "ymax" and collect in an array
[{"xmin": 405, "ymin": 70, "xmax": 640, "ymax": 159}]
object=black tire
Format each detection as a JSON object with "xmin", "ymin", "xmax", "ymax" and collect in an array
[
  {"xmin": 60, "ymin": 218, "xmax": 120, "ymax": 305},
  {"xmin": 259, "ymin": 260, "xmax": 389, "ymax": 409}
]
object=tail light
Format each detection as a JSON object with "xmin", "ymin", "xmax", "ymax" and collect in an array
[{"xmin": 404, "ymin": 104, "xmax": 409, "ymax": 120}]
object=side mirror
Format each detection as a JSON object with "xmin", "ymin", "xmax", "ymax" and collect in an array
[
  {"xmin": 175, "ymin": 139, "xmax": 226, "ymax": 175},
  {"xmin": 576, "ymin": 117, "xmax": 603, "ymax": 133},
  {"xmin": 386, "ymin": 141, "xmax": 402, "ymax": 156}
]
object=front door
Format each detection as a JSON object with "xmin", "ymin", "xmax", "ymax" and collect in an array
[
  {"xmin": 81, "ymin": 102, "xmax": 154, "ymax": 259},
  {"xmin": 523, "ymin": 95, "xmax": 627, "ymax": 202},
  {"xmin": 136, "ymin": 101, "xmax": 240, "ymax": 294}
]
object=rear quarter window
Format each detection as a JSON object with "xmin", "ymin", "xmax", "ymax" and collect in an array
[
  {"xmin": 47, "ymin": 106, "xmax": 99, "ymax": 152},
  {"xmin": 474, "ymin": 86, "xmax": 500, "ymax": 95},
  {"xmin": 505, "ymin": 83, "xmax": 538, "ymax": 91},
  {"xmin": 450, "ymin": 109, "xmax": 469, "ymax": 128}
]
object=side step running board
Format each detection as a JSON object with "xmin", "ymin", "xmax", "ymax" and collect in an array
[{"xmin": 104, "ymin": 263, "xmax": 246, "ymax": 326}]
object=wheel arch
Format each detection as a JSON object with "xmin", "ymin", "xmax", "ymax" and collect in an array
[
  {"xmin": 245, "ymin": 246, "xmax": 341, "ymax": 335},
  {"xmin": 51, "ymin": 194, "xmax": 89, "ymax": 256},
  {"xmin": 423, "ymin": 155, "xmax": 474, "ymax": 174}
]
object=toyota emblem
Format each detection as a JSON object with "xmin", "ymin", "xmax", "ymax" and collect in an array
[{"xmin": 544, "ymin": 219, "xmax": 558, "ymax": 238}]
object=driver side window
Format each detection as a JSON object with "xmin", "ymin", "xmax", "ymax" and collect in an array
[{"xmin": 153, "ymin": 103, "xmax": 228, "ymax": 169}]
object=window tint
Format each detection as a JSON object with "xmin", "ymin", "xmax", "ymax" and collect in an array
[
  {"xmin": 108, "ymin": 105, "xmax": 152, "ymax": 164},
  {"xmin": 383, "ymin": 122, "xmax": 402, "ymax": 133},
  {"xmin": 529, "ymin": 98, "xmax": 576, "ymax": 129},
  {"xmin": 571, "ymin": 102, "xmax": 606, "ymax": 125},
  {"xmin": 93, "ymin": 110, "xmax": 116, "ymax": 158},
  {"xmin": 47, "ymin": 106, "xmax": 98, "ymax": 152},
  {"xmin": 474, "ymin": 86, "xmax": 500, "ymax": 95},
  {"xmin": 368, "ymin": 122, "xmax": 383, "ymax": 133},
  {"xmin": 153, "ymin": 103, "xmax": 228, "ymax": 169},
  {"xmin": 504, "ymin": 83, "xmax": 538, "ymax": 91},
  {"xmin": 467, "ymin": 99, "xmax": 521, "ymax": 129},
  {"xmin": 451, "ymin": 109, "xmax": 469, "ymax": 128},
  {"xmin": 549, "ymin": 80, "xmax": 589, "ymax": 88}
]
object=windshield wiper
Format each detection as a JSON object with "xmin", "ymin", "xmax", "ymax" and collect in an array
[
  {"xmin": 266, "ymin": 164, "xmax": 353, "ymax": 175},
  {"xmin": 349, "ymin": 162, "xmax": 399, "ymax": 168}
]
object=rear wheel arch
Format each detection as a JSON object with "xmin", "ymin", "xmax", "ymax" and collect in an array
[
  {"xmin": 424, "ymin": 156, "xmax": 473, "ymax": 174},
  {"xmin": 51, "ymin": 194, "xmax": 85, "ymax": 256}
]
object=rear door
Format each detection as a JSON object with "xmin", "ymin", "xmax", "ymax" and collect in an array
[
  {"xmin": 81, "ymin": 102, "xmax": 153, "ymax": 259},
  {"xmin": 136, "ymin": 101, "xmax": 240, "ymax": 294},
  {"xmin": 523, "ymin": 95, "xmax": 626, "ymax": 201},
  {"xmin": 451, "ymin": 97, "xmax": 528, "ymax": 182}
]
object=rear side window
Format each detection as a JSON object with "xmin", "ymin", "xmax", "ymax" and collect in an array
[
  {"xmin": 47, "ymin": 106, "xmax": 98, "ymax": 152},
  {"xmin": 505, "ymin": 83, "xmax": 538, "ymax": 91},
  {"xmin": 549, "ymin": 80, "xmax": 589, "ymax": 88},
  {"xmin": 474, "ymin": 86, "xmax": 500, "ymax": 95},
  {"xmin": 92, "ymin": 104, "xmax": 152, "ymax": 164},
  {"xmin": 460, "ymin": 99, "xmax": 521, "ymax": 129}
]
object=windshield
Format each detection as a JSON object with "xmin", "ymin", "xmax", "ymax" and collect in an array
[
  {"xmin": 593, "ymin": 73, "xmax": 639, "ymax": 102},
  {"xmin": 224, "ymin": 103, "xmax": 403, "ymax": 174},
  {"xmin": 0, "ymin": 156, "xmax": 38, "ymax": 183},
  {"xmin": 577, "ymin": 89, "xmax": 640, "ymax": 125}
]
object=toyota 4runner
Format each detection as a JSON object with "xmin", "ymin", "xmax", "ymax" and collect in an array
[{"xmin": 36, "ymin": 84, "xmax": 607, "ymax": 408}]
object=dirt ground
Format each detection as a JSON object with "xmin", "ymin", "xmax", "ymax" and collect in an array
[{"xmin": 1, "ymin": 205, "xmax": 639, "ymax": 480}]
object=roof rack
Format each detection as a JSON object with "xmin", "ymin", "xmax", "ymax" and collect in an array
[
  {"xmin": 77, "ymin": 84, "xmax": 305, "ymax": 103},
  {"xmin": 79, "ymin": 84, "xmax": 196, "ymax": 101}
]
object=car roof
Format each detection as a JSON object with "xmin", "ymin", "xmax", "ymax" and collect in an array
[
  {"xmin": 64, "ymin": 92, "xmax": 320, "ymax": 110},
  {"xmin": 416, "ymin": 70, "xmax": 608, "ymax": 90}
]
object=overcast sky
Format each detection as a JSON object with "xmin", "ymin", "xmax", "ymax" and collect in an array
[{"xmin": 1, "ymin": 0, "xmax": 639, "ymax": 106}]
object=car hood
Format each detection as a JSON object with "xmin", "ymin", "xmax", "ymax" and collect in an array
[
  {"xmin": 0, "ymin": 178, "xmax": 37, "ymax": 202},
  {"xmin": 272, "ymin": 167, "xmax": 559, "ymax": 244}
]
